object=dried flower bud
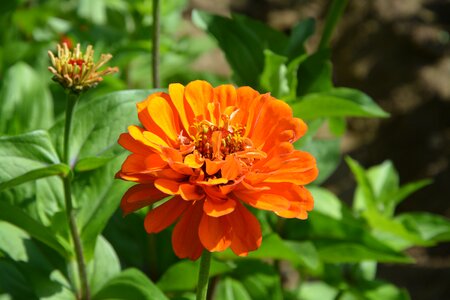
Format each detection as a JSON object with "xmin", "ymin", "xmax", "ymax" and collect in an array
[{"xmin": 48, "ymin": 43, "xmax": 119, "ymax": 93}]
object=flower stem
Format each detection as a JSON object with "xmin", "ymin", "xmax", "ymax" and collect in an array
[
  {"xmin": 196, "ymin": 250, "xmax": 212, "ymax": 300},
  {"xmin": 63, "ymin": 92, "xmax": 90, "ymax": 300},
  {"xmin": 151, "ymin": 0, "xmax": 160, "ymax": 88}
]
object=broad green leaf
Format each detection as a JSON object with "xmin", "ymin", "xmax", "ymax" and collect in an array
[
  {"xmin": 0, "ymin": 63, "xmax": 53, "ymax": 135},
  {"xmin": 93, "ymin": 268, "xmax": 168, "ymax": 300},
  {"xmin": 78, "ymin": 0, "xmax": 106, "ymax": 25},
  {"xmin": 50, "ymin": 89, "xmax": 156, "ymax": 171},
  {"xmin": 0, "ymin": 202, "xmax": 69, "ymax": 257},
  {"xmin": 0, "ymin": 221, "xmax": 73, "ymax": 299},
  {"xmin": 75, "ymin": 155, "xmax": 131, "ymax": 260},
  {"xmin": 231, "ymin": 260, "xmax": 283, "ymax": 300},
  {"xmin": 397, "ymin": 212, "xmax": 450, "ymax": 243},
  {"xmin": 285, "ymin": 54, "xmax": 308, "ymax": 102},
  {"xmin": 214, "ymin": 233, "xmax": 320, "ymax": 271},
  {"xmin": 260, "ymin": 50, "xmax": 289, "ymax": 98},
  {"xmin": 215, "ymin": 277, "xmax": 252, "ymax": 300},
  {"xmin": 0, "ymin": 163, "xmax": 69, "ymax": 192},
  {"xmin": 301, "ymin": 138, "xmax": 340, "ymax": 185},
  {"xmin": 192, "ymin": 10, "xmax": 264, "ymax": 87},
  {"xmin": 360, "ymin": 280, "xmax": 410, "ymax": 300},
  {"xmin": 315, "ymin": 241, "xmax": 412, "ymax": 263},
  {"xmin": 346, "ymin": 156, "xmax": 376, "ymax": 212},
  {"xmin": 285, "ymin": 18, "xmax": 315, "ymax": 61},
  {"xmin": 284, "ymin": 187, "xmax": 412, "ymax": 263},
  {"xmin": 88, "ymin": 236, "xmax": 121, "ymax": 296},
  {"xmin": 157, "ymin": 259, "xmax": 231, "ymax": 292},
  {"xmin": 296, "ymin": 49, "xmax": 333, "ymax": 96},
  {"xmin": 390, "ymin": 179, "xmax": 432, "ymax": 207},
  {"xmin": 354, "ymin": 160, "xmax": 398, "ymax": 215},
  {"xmin": 362, "ymin": 210, "xmax": 429, "ymax": 251},
  {"xmin": 328, "ymin": 117, "xmax": 346, "ymax": 136},
  {"xmin": 298, "ymin": 281, "xmax": 339, "ymax": 300},
  {"xmin": 0, "ymin": 261, "xmax": 37, "ymax": 300},
  {"xmin": 293, "ymin": 88, "xmax": 389, "ymax": 120}
]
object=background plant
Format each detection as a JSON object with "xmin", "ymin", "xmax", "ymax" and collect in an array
[{"xmin": 1, "ymin": 0, "xmax": 449, "ymax": 299}]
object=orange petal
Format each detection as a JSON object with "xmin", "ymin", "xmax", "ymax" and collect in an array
[
  {"xmin": 144, "ymin": 196, "xmax": 190, "ymax": 233},
  {"xmin": 120, "ymin": 184, "xmax": 167, "ymax": 215},
  {"xmin": 145, "ymin": 96, "xmax": 180, "ymax": 142},
  {"xmin": 172, "ymin": 202, "xmax": 204, "ymax": 260},
  {"xmin": 227, "ymin": 202, "xmax": 262, "ymax": 256},
  {"xmin": 184, "ymin": 80, "xmax": 214, "ymax": 120},
  {"xmin": 233, "ymin": 189, "xmax": 290, "ymax": 212},
  {"xmin": 221, "ymin": 155, "xmax": 241, "ymax": 180},
  {"xmin": 205, "ymin": 159, "xmax": 225, "ymax": 176},
  {"xmin": 184, "ymin": 153, "xmax": 204, "ymax": 169},
  {"xmin": 121, "ymin": 153, "xmax": 166, "ymax": 174},
  {"xmin": 203, "ymin": 197, "xmax": 236, "ymax": 217},
  {"xmin": 179, "ymin": 184, "xmax": 204, "ymax": 201},
  {"xmin": 154, "ymin": 178, "xmax": 180, "ymax": 195},
  {"xmin": 118, "ymin": 132, "xmax": 152, "ymax": 155},
  {"xmin": 214, "ymin": 84, "xmax": 237, "ymax": 110},
  {"xmin": 168, "ymin": 83, "xmax": 191, "ymax": 136},
  {"xmin": 199, "ymin": 213, "xmax": 232, "ymax": 252}
]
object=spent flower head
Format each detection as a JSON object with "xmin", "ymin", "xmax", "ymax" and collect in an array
[{"xmin": 48, "ymin": 43, "xmax": 118, "ymax": 93}]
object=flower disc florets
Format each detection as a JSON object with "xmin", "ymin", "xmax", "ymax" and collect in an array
[
  {"xmin": 48, "ymin": 43, "xmax": 118, "ymax": 93},
  {"xmin": 117, "ymin": 80, "xmax": 319, "ymax": 260}
]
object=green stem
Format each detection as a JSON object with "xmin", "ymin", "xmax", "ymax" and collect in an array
[
  {"xmin": 63, "ymin": 92, "xmax": 90, "ymax": 300},
  {"xmin": 196, "ymin": 250, "xmax": 212, "ymax": 300},
  {"xmin": 318, "ymin": 0, "xmax": 348, "ymax": 50},
  {"xmin": 152, "ymin": 0, "xmax": 160, "ymax": 88}
]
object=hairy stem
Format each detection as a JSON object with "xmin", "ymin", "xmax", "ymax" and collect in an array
[
  {"xmin": 196, "ymin": 250, "xmax": 212, "ymax": 300},
  {"xmin": 63, "ymin": 93, "xmax": 90, "ymax": 300},
  {"xmin": 152, "ymin": 0, "xmax": 160, "ymax": 88}
]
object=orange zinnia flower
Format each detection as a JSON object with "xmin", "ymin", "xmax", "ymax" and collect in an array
[{"xmin": 117, "ymin": 80, "xmax": 318, "ymax": 260}]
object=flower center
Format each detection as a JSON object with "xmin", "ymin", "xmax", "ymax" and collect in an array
[
  {"xmin": 192, "ymin": 118, "xmax": 246, "ymax": 159},
  {"xmin": 68, "ymin": 58, "xmax": 85, "ymax": 69}
]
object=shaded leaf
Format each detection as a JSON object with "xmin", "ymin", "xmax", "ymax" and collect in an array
[
  {"xmin": 215, "ymin": 277, "xmax": 252, "ymax": 300},
  {"xmin": 93, "ymin": 268, "xmax": 168, "ymax": 300},
  {"xmin": 397, "ymin": 212, "xmax": 450, "ymax": 243}
]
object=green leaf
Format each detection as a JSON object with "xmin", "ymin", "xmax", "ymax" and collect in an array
[
  {"xmin": 293, "ymin": 88, "xmax": 389, "ymax": 120},
  {"xmin": 192, "ymin": 10, "xmax": 264, "ymax": 87},
  {"xmin": 354, "ymin": 160, "xmax": 398, "ymax": 215},
  {"xmin": 0, "ymin": 202, "xmax": 69, "ymax": 257},
  {"xmin": 215, "ymin": 277, "xmax": 252, "ymax": 300},
  {"xmin": 75, "ymin": 155, "xmax": 131, "ymax": 260},
  {"xmin": 298, "ymin": 281, "xmax": 339, "ymax": 300},
  {"xmin": 231, "ymin": 260, "xmax": 283, "ymax": 300},
  {"xmin": 157, "ymin": 259, "xmax": 231, "ymax": 292},
  {"xmin": 214, "ymin": 233, "xmax": 320, "ymax": 271},
  {"xmin": 284, "ymin": 187, "xmax": 412, "ymax": 263},
  {"xmin": 390, "ymin": 179, "xmax": 432, "ymax": 207},
  {"xmin": 360, "ymin": 280, "xmax": 410, "ymax": 300},
  {"xmin": 296, "ymin": 49, "xmax": 333, "ymax": 96},
  {"xmin": 346, "ymin": 156, "xmax": 376, "ymax": 212},
  {"xmin": 328, "ymin": 117, "xmax": 346, "ymax": 136},
  {"xmin": 0, "ymin": 261, "xmax": 37, "ymax": 300},
  {"xmin": 301, "ymin": 138, "xmax": 340, "ymax": 185},
  {"xmin": 50, "ymin": 89, "xmax": 156, "ymax": 171},
  {"xmin": 397, "ymin": 212, "xmax": 450, "ymax": 243},
  {"xmin": 88, "ymin": 236, "xmax": 121, "ymax": 296},
  {"xmin": 285, "ymin": 18, "xmax": 315, "ymax": 61},
  {"xmin": 0, "ymin": 63, "xmax": 53, "ymax": 135},
  {"xmin": 0, "ymin": 164, "xmax": 69, "ymax": 192},
  {"xmin": 93, "ymin": 268, "xmax": 168, "ymax": 300},
  {"xmin": 0, "ymin": 221, "xmax": 73, "ymax": 299},
  {"xmin": 260, "ymin": 50, "xmax": 289, "ymax": 98}
]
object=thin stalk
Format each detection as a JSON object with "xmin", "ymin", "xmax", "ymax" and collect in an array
[
  {"xmin": 152, "ymin": 0, "xmax": 160, "ymax": 88},
  {"xmin": 196, "ymin": 250, "xmax": 212, "ymax": 300},
  {"xmin": 63, "ymin": 92, "xmax": 90, "ymax": 300},
  {"xmin": 318, "ymin": 0, "xmax": 348, "ymax": 50}
]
